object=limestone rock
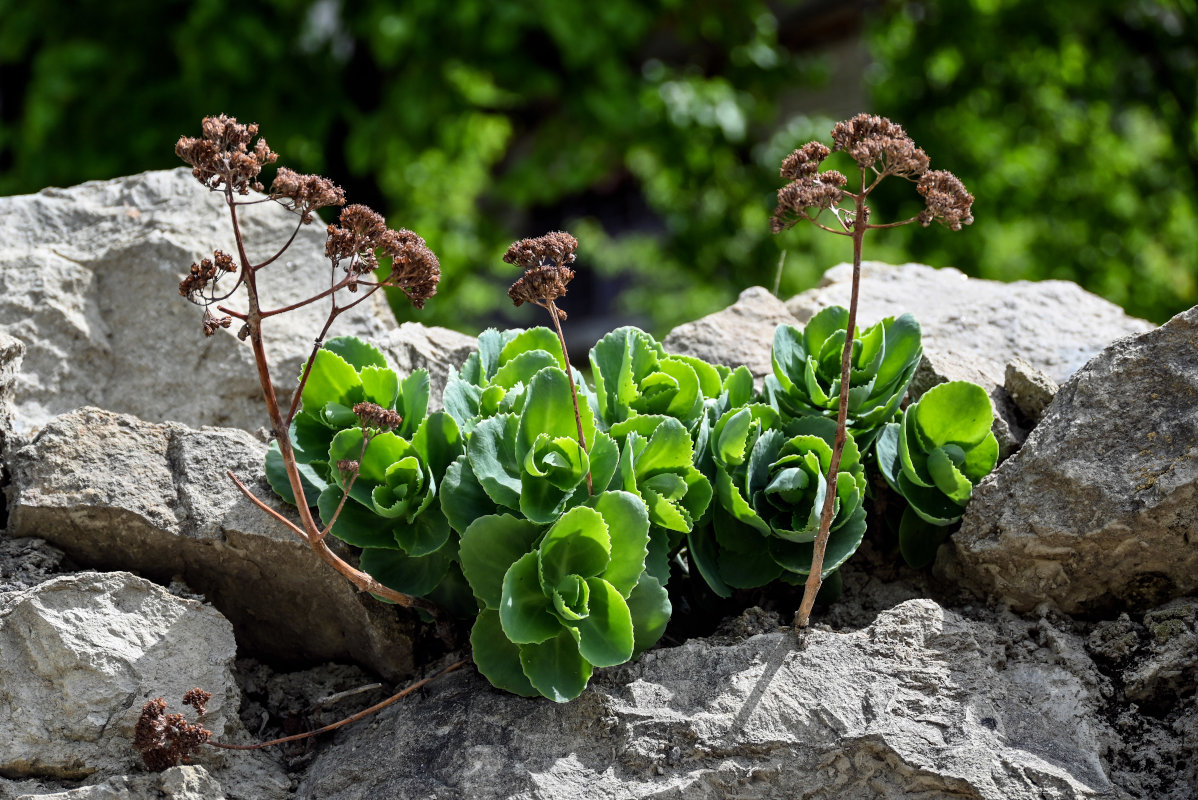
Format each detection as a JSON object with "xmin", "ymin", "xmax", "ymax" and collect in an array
[
  {"xmin": 0, "ymin": 572, "xmax": 239, "ymax": 779},
  {"xmin": 1004, "ymin": 357, "xmax": 1058, "ymax": 424},
  {"xmin": 944, "ymin": 306, "xmax": 1198, "ymax": 614},
  {"xmin": 0, "ymin": 537, "xmax": 66, "ymax": 593},
  {"xmin": 0, "ymin": 169, "xmax": 464, "ymax": 436},
  {"xmin": 662, "ymin": 286, "xmax": 800, "ymax": 386},
  {"xmin": 377, "ymin": 322, "xmax": 477, "ymax": 412},
  {"xmin": 298, "ymin": 600, "xmax": 1125, "ymax": 800},
  {"xmin": 0, "ymin": 332, "xmax": 23, "ymax": 449},
  {"xmin": 5, "ymin": 407, "xmax": 418, "ymax": 681},
  {"xmin": 12, "ymin": 766, "xmax": 223, "ymax": 800},
  {"xmin": 786, "ymin": 262, "xmax": 1153, "ymax": 452}
]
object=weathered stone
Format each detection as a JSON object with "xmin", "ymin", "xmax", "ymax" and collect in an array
[
  {"xmin": 662, "ymin": 286, "xmax": 800, "ymax": 386},
  {"xmin": 5, "ymin": 407, "xmax": 418, "ymax": 681},
  {"xmin": 0, "ymin": 572, "xmax": 239, "ymax": 779},
  {"xmin": 1004, "ymin": 357, "xmax": 1058, "ymax": 425},
  {"xmin": 12, "ymin": 766, "xmax": 223, "ymax": 800},
  {"xmin": 0, "ymin": 169, "xmax": 465, "ymax": 436},
  {"xmin": 377, "ymin": 322, "xmax": 477, "ymax": 412},
  {"xmin": 1124, "ymin": 598, "xmax": 1198, "ymax": 707},
  {"xmin": 0, "ymin": 537, "xmax": 66, "ymax": 593},
  {"xmin": 786, "ymin": 262, "xmax": 1153, "ymax": 452},
  {"xmin": 0, "ymin": 332, "xmax": 23, "ymax": 450},
  {"xmin": 944, "ymin": 306, "xmax": 1198, "ymax": 614},
  {"xmin": 298, "ymin": 600, "xmax": 1125, "ymax": 800}
]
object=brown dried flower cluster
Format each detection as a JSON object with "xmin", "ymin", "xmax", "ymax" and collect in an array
[
  {"xmin": 179, "ymin": 250, "xmax": 238, "ymax": 301},
  {"xmin": 353, "ymin": 401, "xmax": 402, "ymax": 431},
  {"xmin": 271, "ymin": 167, "xmax": 345, "ymax": 224},
  {"xmin": 917, "ymin": 170, "xmax": 975, "ymax": 230},
  {"xmin": 133, "ymin": 694, "xmax": 212, "ymax": 772},
  {"xmin": 770, "ymin": 171, "xmax": 849, "ymax": 233},
  {"xmin": 504, "ymin": 232, "xmax": 577, "ymax": 320},
  {"xmin": 336, "ymin": 459, "xmax": 361, "ymax": 474},
  {"xmin": 830, "ymin": 114, "xmax": 929, "ymax": 177},
  {"xmin": 325, "ymin": 206, "xmax": 440, "ymax": 307},
  {"xmin": 175, "ymin": 115, "xmax": 278, "ymax": 195},
  {"xmin": 780, "ymin": 142, "xmax": 831, "ymax": 180}
]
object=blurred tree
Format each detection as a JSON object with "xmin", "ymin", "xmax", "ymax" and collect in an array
[{"xmin": 864, "ymin": 0, "xmax": 1198, "ymax": 323}]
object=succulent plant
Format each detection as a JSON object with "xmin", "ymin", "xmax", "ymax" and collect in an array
[
  {"xmin": 590, "ymin": 326, "xmax": 730, "ymax": 431},
  {"xmin": 460, "ymin": 491, "xmax": 668, "ymax": 702},
  {"xmin": 689, "ymin": 407, "xmax": 867, "ymax": 596},
  {"xmin": 875, "ymin": 380, "xmax": 998, "ymax": 567},
  {"xmin": 765, "ymin": 308, "xmax": 922, "ymax": 451}
]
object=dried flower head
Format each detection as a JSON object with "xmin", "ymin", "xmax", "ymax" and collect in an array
[
  {"xmin": 336, "ymin": 459, "xmax": 361, "ymax": 475},
  {"xmin": 175, "ymin": 115, "xmax": 278, "ymax": 195},
  {"xmin": 831, "ymin": 114, "xmax": 929, "ymax": 177},
  {"xmin": 917, "ymin": 170, "xmax": 975, "ymax": 230},
  {"xmin": 133, "ymin": 695, "xmax": 212, "ymax": 772},
  {"xmin": 780, "ymin": 142, "xmax": 831, "ymax": 180},
  {"xmin": 353, "ymin": 401, "xmax": 402, "ymax": 431},
  {"xmin": 201, "ymin": 308, "xmax": 232, "ymax": 337},
  {"xmin": 503, "ymin": 231, "xmax": 578, "ymax": 269},
  {"xmin": 378, "ymin": 229, "xmax": 441, "ymax": 309},
  {"xmin": 181, "ymin": 688, "xmax": 211, "ymax": 716},
  {"xmin": 770, "ymin": 171, "xmax": 849, "ymax": 233},
  {"xmin": 325, "ymin": 204, "xmax": 387, "ymax": 274},
  {"xmin": 271, "ymin": 167, "xmax": 346, "ymax": 224},
  {"xmin": 179, "ymin": 250, "xmax": 239, "ymax": 302}
]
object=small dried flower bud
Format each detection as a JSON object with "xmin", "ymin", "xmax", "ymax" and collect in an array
[
  {"xmin": 176, "ymin": 114, "xmax": 278, "ymax": 195},
  {"xmin": 830, "ymin": 114, "xmax": 929, "ymax": 177},
  {"xmin": 353, "ymin": 401, "xmax": 402, "ymax": 430},
  {"xmin": 503, "ymin": 231, "xmax": 579, "ymax": 269},
  {"xmin": 917, "ymin": 170, "xmax": 974, "ymax": 231},
  {"xmin": 378, "ymin": 228, "xmax": 441, "ymax": 309},
  {"xmin": 271, "ymin": 167, "xmax": 346, "ymax": 223},
  {"xmin": 213, "ymin": 250, "xmax": 236, "ymax": 272},
  {"xmin": 326, "ymin": 204, "xmax": 388, "ymax": 268},
  {"xmin": 132, "ymin": 694, "xmax": 212, "ymax": 772},
  {"xmin": 201, "ymin": 309, "xmax": 232, "ymax": 337},
  {"xmin": 237, "ymin": 323, "xmax": 250, "ymax": 341},
  {"xmin": 336, "ymin": 459, "xmax": 361, "ymax": 474},
  {"xmin": 780, "ymin": 142, "xmax": 830, "ymax": 180},
  {"xmin": 770, "ymin": 171, "xmax": 849, "ymax": 233},
  {"xmin": 182, "ymin": 688, "xmax": 211, "ymax": 716}
]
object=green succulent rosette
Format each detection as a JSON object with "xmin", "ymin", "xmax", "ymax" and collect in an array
[
  {"xmin": 689, "ymin": 407, "xmax": 867, "ymax": 597},
  {"xmin": 263, "ymin": 336, "xmax": 470, "ymax": 608},
  {"xmin": 589, "ymin": 326, "xmax": 730, "ymax": 431},
  {"xmin": 460, "ymin": 490, "xmax": 669, "ymax": 702},
  {"xmin": 443, "ymin": 327, "xmax": 576, "ymax": 434},
  {"xmin": 765, "ymin": 307, "xmax": 922, "ymax": 451},
  {"xmin": 875, "ymin": 380, "xmax": 998, "ymax": 568},
  {"xmin": 440, "ymin": 366, "xmax": 619, "ymax": 529}
]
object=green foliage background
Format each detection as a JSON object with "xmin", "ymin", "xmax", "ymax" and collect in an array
[{"xmin": 1, "ymin": 0, "xmax": 1193, "ymax": 333}]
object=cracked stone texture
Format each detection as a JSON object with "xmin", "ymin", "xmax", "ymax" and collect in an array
[
  {"xmin": 5, "ymin": 406, "xmax": 418, "ymax": 681},
  {"xmin": 943, "ymin": 306, "xmax": 1198, "ymax": 614},
  {"xmin": 298, "ymin": 600, "xmax": 1127, "ymax": 800},
  {"xmin": 0, "ymin": 571, "xmax": 287, "ymax": 799},
  {"xmin": 0, "ymin": 168, "xmax": 473, "ymax": 437},
  {"xmin": 7, "ymin": 766, "xmax": 224, "ymax": 800},
  {"xmin": 662, "ymin": 286, "xmax": 800, "ymax": 388},
  {"xmin": 785, "ymin": 263, "xmax": 1154, "ymax": 453},
  {"xmin": 0, "ymin": 332, "xmax": 23, "ymax": 451}
]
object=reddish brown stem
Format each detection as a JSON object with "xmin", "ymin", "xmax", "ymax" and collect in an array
[
  {"xmin": 545, "ymin": 298, "xmax": 592, "ymax": 496},
  {"xmin": 795, "ymin": 167, "xmax": 867, "ymax": 630},
  {"xmin": 207, "ymin": 660, "xmax": 466, "ymax": 751}
]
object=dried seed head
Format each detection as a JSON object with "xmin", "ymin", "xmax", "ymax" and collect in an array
[
  {"xmin": 271, "ymin": 167, "xmax": 346, "ymax": 223},
  {"xmin": 780, "ymin": 142, "xmax": 831, "ymax": 180},
  {"xmin": 325, "ymin": 204, "xmax": 387, "ymax": 273},
  {"xmin": 353, "ymin": 401, "xmax": 402, "ymax": 431},
  {"xmin": 336, "ymin": 459, "xmax": 361, "ymax": 474},
  {"xmin": 830, "ymin": 114, "xmax": 929, "ymax": 177},
  {"xmin": 181, "ymin": 688, "xmax": 211, "ymax": 716},
  {"xmin": 378, "ymin": 229, "xmax": 441, "ymax": 309},
  {"xmin": 179, "ymin": 250, "xmax": 239, "ymax": 302},
  {"xmin": 201, "ymin": 308, "xmax": 232, "ymax": 337},
  {"xmin": 508, "ymin": 265, "xmax": 575, "ymax": 319},
  {"xmin": 133, "ymin": 695, "xmax": 212, "ymax": 772},
  {"xmin": 917, "ymin": 170, "xmax": 975, "ymax": 230},
  {"xmin": 503, "ymin": 231, "xmax": 578, "ymax": 270},
  {"xmin": 175, "ymin": 115, "xmax": 278, "ymax": 195},
  {"xmin": 770, "ymin": 171, "xmax": 849, "ymax": 234}
]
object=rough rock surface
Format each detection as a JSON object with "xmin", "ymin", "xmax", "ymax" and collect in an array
[
  {"xmin": 786, "ymin": 263, "xmax": 1154, "ymax": 452},
  {"xmin": 5, "ymin": 407, "xmax": 418, "ymax": 680},
  {"xmin": 0, "ymin": 332, "xmax": 23, "ymax": 449},
  {"xmin": 662, "ymin": 286, "xmax": 800, "ymax": 386},
  {"xmin": 378, "ymin": 323, "xmax": 477, "ymax": 412},
  {"xmin": 7, "ymin": 766, "xmax": 223, "ymax": 800},
  {"xmin": 298, "ymin": 600, "xmax": 1125, "ymax": 800},
  {"xmin": 944, "ymin": 306, "xmax": 1198, "ymax": 614},
  {"xmin": 0, "ymin": 537, "xmax": 67, "ymax": 593},
  {"xmin": 0, "ymin": 168, "xmax": 467, "ymax": 436}
]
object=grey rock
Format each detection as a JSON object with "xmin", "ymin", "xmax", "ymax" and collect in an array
[
  {"xmin": 13, "ymin": 766, "xmax": 223, "ymax": 800},
  {"xmin": 944, "ymin": 306, "xmax": 1198, "ymax": 614},
  {"xmin": 1125, "ymin": 598, "xmax": 1197, "ymax": 706},
  {"xmin": 6, "ymin": 406, "xmax": 418, "ymax": 681},
  {"xmin": 1004, "ymin": 357, "xmax": 1058, "ymax": 424},
  {"xmin": 0, "ymin": 169, "xmax": 464, "ymax": 436},
  {"xmin": 0, "ymin": 332, "xmax": 23, "ymax": 449},
  {"xmin": 786, "ymin": 262, "xmax": 1153, "ymax": 453},
  {"xmin": 0, "ymin": 537, "xmax": 66, "ymax": 593},
  {"xmin": 377, "ymin": 322, "xmax": 477, "ymax": 412},
  {"xmin": 662, "ymin": 286, "xmax": 800, "ymax": 386},
  {"xmin": 0, "ymin": 572, "xmax": 238, "ymax": 779},
  {"xmin": 298, "ymin": 600, "xmax": 1125, "ymax": 800}
]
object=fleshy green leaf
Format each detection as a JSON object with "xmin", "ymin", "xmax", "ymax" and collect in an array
[
  {"xmin": 519, "ymin": 629, "xmax": 593, "ymax": 703},
  {"xmin": 538, "ymin": 505, "xmax": 611, "ymax": 587},
  {"xmin": 412, "ymin": 411, "xmax": 463, "ymax": 479},
  {"xmin": 470, "ymin": 610, "xmax": 539, "ymax": 697},
  {"xmin": 317, "ymin": 486, "xmax": 398, "ymax": 549},
  {"xmin": 468, "ymin": 414, "xmax": 522, "ymax": 509},
  {"xmin": 589, "ymin": 490, "xmax": 650, "ymax": 598},
  {"xmin": 359, "ymin": 365, "xmax": 400, "ymax": 410},
  {"xmin": 572, "ymin": 577, "xmax": 634, "ymax": 667},
  {"xmin": 626, "ymin": 573, "xmax": 671, "ymax": 655},
  {"xmin": 393, "ymin": 503, "xmax": 450, "ymax": 556},
  {"xmin": 500, "ymin": 327, "xmax": 566, "ymax": 371},
  {"xmin": 440, "ymin": 456, "xmax": 499, "ymax": 533},
  {"xmin": 459, "ymin": 514, "xmax": 542, "ymax": 609},
  {"xmin": 300, "ymin": 349, "xmax": 362, "ymax": 414},
  {"xmin": 323, "ymin": 336, "xmax": 387, "ymax": 371},
  {"xmin": 360, "ymin": 546, "xmax": 452, "ymax": 598},
  {"xmin": 914, "ymin": 381, "xmax": 994, "ymax": 448},
  {"xmin": 500, "ymin": 551, "xmax": 560, "ymax": 644},
  {"xmin": 898, "ymin": 506, "xmax": 953, "ymax": 569}
]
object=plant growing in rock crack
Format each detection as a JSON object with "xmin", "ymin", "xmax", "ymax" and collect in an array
[
  {"xmin": 768, "ymin": 114, "xmax": 975, "ymax": 628},
  {"xmin": 875, "ymin": 381, "xmax": 998, "ymax": 568}
]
